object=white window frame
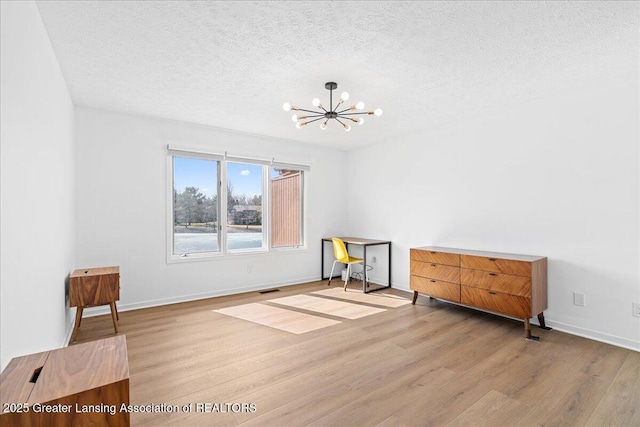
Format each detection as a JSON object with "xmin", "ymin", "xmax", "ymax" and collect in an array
[
  {"xmin": 167, "ymin": 145, "xmax": 309, "ymax": 263},
  {"xmin": 225, "ymin": 155, "xmax": 270, "ymax": 254},
  {"xmin": 167, "ymin": 146, "xmax": 224, "ymax": 262}
]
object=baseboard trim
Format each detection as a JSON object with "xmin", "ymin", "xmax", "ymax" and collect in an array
[
  {"xmin": 63, "ymin": 309, "xmax": 76, "ymax": 347},
  {"xmin": 79, "ymin": 275, "xmax": 319, "ymax": 318},
  {"xmin": 545, "ymin": 320, "xmax": 640, "ymax": 352}
]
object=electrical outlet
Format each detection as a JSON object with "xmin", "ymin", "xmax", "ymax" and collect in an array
[
  {"xmin": 573, "ymin": 292, "xmax": 585, "ymax": 307},
  {"xmin": 372, "ymin": 256, "xmax": 377, "ymax": 263},
  {"xmin": 247, "ymin": 264, "xmax": 253, "ymax": 274},
  {"xmin": 633, "ymin": 302, "xmax": 640, "ymax": 318}
]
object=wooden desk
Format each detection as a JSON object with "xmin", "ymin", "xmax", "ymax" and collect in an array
[
  {"xmin": 322, "ymin": 237, "xmax": 392, "ymax": 293},
  {"xmin": 70, "ymin": 266, "xmax": 120, "ymax": 343},
  {"xmin": 0, "ymin": 335, "xmax": 130, "ymax": 426}
]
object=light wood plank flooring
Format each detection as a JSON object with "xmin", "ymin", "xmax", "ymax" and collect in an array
[{"xmin": 74, "ymin": 281, "xmax": 640, "ymax": 427}]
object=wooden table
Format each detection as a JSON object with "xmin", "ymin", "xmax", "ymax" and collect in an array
[
  {"xmin": 70, "ymin": 266, "xmax": 120, "ymax": 343},
  {"xmin": 0, "ymin": 335, "xmax": 130, "ymax": 426},
  {"xmin": 321, "ymin": 237, "xmax": 392, "ymax": 293}
]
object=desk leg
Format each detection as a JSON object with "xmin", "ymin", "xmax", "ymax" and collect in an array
[
  {"xmin": 321, "ymin": 239, "xmax": 325, "ymax": 280},
  {"xmin": 110, "ymin": 302, "xmax": 119, "ymax": 334},
  {"xmin": 388, "ymin": 242, "xmax": 391, "ymax": 287},
  {"xmin": 114, "ymin": 302, "xmax": 120, "ymax": 321},
  {"xmin": 71, "ymin": 307, "xmax": 83, "ymax": 343},
  {"xmin": 362, "ymin": 245, "xmax": 367, "ymax": 293}
]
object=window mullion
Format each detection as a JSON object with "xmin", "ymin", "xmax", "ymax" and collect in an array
[
  {"xmin": 263, "ymin": 165, "xmax": 270, "ymax": 251},
  {"xmin": 220, "ymin": 161, "xmax": 228, "ymax": 255}
]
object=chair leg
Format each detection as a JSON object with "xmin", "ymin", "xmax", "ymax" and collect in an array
[
  {"xmin": 328, "ymin": 260, "xmax": 338, "ymax": 285},
  {"xmin": 344, "ymin": 264, "xmax": 351, "ymax": 291}
]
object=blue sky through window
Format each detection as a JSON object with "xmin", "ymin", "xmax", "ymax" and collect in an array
[
  {"xmin": 174, "ymin": 157, "xmax": 265, "ymax": 199},
  {"xmin": 227, "ymin": 162, "xmax": 262, "ymax": 197},
  {"xmin": 174, "ymin": 157, "xmax": 218, "ymax": 198}
]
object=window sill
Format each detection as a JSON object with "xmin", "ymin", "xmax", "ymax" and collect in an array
[{"xmin": 167, "ymin": 246, "xmax": 309, "ymax": 264}]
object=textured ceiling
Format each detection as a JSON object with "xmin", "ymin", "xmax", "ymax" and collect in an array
[{"xmin": 35, "ymin": 1, "xmax": 638, "ymax": 150}]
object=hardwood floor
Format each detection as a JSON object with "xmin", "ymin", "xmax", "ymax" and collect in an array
[{"xmin": 73, "ymin": 280, "xmax": 640, "ymax": 426}]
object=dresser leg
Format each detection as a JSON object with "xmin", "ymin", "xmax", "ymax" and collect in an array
[
  {"xmin": 525, "ymin": 318, "xmax": 540, "ymax": 341},
  {"xmin": 110, "ymin": 302, "xmax": 119, "ymax": 333},
  {"xmin": 71, "ymin": 307, "xmax": 83, "ymax": 343},
  {"xmin": 114, "ymin": 302, "xmax": 120, "ymax": 321},
  {"xmin": 412, "ymin": 291, "xmax": 418, "ymax": 305},
  {"xmin": 537, "ymin": 312, "xmax": 552, "ymax": 330}
]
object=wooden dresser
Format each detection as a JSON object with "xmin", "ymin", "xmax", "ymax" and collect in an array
[
  {"xmin": 70, "ymin": 266, "xmax": 120, "ymax": 342},
  {"xmin": 410, "ymin": 246, "xmax": 549, "ymax": 340},
  {"xmin": 0, "ymin": 335, "xmax": 130, "ymax": 426}
]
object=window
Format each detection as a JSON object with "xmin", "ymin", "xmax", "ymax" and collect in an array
[
  {"xmin": 168, "ymin": 147, "xmax": 307, "ymax": 261},
  {"xmin": 271, "ymin": 166, "xmax": 304, "ymax": 248},
  {"xmin": 227, "ymin": 161, "xmax": 264, "ymax": 251},
  {"xmin": 172, "ymin": 156, "xmax": 220, "ymax": 256}
]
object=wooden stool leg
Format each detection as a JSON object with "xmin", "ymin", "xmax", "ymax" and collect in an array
[
  {"xmin": 114, "ymin": 302, "xmax": 119, "ymax": 321},
  {"xmin": 412, "ymin": 291, "xmax": 418, "ymax": 305},
  {"xmin": 71, "ymin": 307, "xmax": 83, "ymax": 343},
  {"xmin": 109, "ymin": 302, "xmax": 119, "ymax": 333}
]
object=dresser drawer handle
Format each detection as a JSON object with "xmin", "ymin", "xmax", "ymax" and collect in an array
[
  {"xmin": 430, "ymin": 280, "xmax": 436, "ymax": 283},
  {"xmin": 488, "ymin": 258, "xmax": 496, "ymax": 262},
  {"xmin": 488, "ymin": 291, "xmax": 496, "ymax": 295},
  {"xmin": 489, "ymin": 273, "xmax": 497, "ymax": 276},
  {"xmin": 430, "ymin": 251, "xmax": 437, "ymax": 254},
  {"xmin": 431, "ymin": 264, "xmax": 436, "ymax": 267}
]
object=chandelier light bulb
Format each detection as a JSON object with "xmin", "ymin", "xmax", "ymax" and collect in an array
[
  {"xmin": 343, "ymin": 124, "xmax": 351, "ymax": 132},
  {"xmin": 320, "ymin": 121, "xmax": 327, "ymax": 130},
  {"xmin": 341, "ymin": 92, "xmax": 349, "ymax": 101},
  {"xmin": 292, "ymin": 114, "xmax": 298, "ymax": 122},
  {"xmin": 358, "ymin": 118, "xmax": 365, "ymax": 125},
  {"xmin": 374, "ymin": 108, "xmax": 383, "ymax": 116},
  {"xmin": 312, "ymin": 98, "xmax": 320, "ymax": 107},
  {"xmin": 356, "ymin": 101, "xmax": 364, "ymax": 110},
  {"xmin": 296, "ymin": 122, "xmax": 303, "ymax": 129},
  {"xmin": 283, "ymin": 102, "xmax": 291, "ymax": 111}
]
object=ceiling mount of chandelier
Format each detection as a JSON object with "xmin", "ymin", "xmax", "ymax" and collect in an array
[{"xmin": 283, "ymin": 82, "xmax": 382, "ymax": 132}]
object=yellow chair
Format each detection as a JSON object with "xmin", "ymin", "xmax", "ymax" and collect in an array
[{"xmin": 328, "ymin": 238, "xmax": 364, "ymax": 291}]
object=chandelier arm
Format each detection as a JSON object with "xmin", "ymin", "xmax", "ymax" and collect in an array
[
  {"xmin": 296, "ymin": 108, "xmax": 323, "ymax": 114},
  {"xmin": 334, "ymin": 117, "xmax": 346, "ymax": 126},
  {"xmin": 338, "ymin": 112, "xmax": 372, "ymax": 116},
  {"xmin": 303, "ymin": 117, "xmax": 325, "ymax": 125},
  {"xmin": 336, "ymin": 107, "xmax": 354, "ymax": 114},
  {"xmin": 300, "ymin": 114, "xmax": 326, "ymax": 119}
]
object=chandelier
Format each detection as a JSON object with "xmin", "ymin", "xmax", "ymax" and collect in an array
[{"xmin": 283, "ymin": 82, "xmax": 382, "ymax": 131}]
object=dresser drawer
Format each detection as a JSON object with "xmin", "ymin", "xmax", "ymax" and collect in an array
[
  {"xmin": 460, "ymin": 255, "xmax": 531, "ymax": 277},
  {"xmin": 461, "ymin": 268, "xmax": 531, "ymax": 297},
  {"xmin": 410, "ymin": 260, "xmax": 460, "ymax": 283},
  {"xmin": 461, "ymin": 286, "xmax": 531, "ymax": 318},
  {"xmin": 410, "ymin": 276, "xmax": 460, "ymax": 302},
  {"xmin": 410, "ymin": 249, "xmax": 460, "ymax": 267}
]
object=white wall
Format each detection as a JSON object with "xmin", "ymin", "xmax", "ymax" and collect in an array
[
  {"xmin": 347, "ymin": 77, "xmax": 640, "ymax": 350},
  {"xmin": 75, "ymin": 107, "xmax": 348, "ymax": 313},
  {"xmin": 0, "ymin": 1, "xmax": 76, "ymax": 370}
]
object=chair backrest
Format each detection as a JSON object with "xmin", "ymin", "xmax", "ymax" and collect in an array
[{"xmin": 331, "ymin": 238, "xmax": 350, "ymax": 263}]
